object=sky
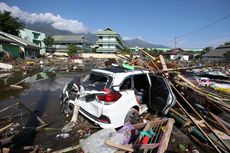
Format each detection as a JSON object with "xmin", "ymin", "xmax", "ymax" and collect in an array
[{"xmin": 0, "ymin": 0, "xmax": 230, "ymax": 48}]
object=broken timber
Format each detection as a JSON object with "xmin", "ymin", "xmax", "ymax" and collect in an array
[
  {"xmin": 18, "ymin": 101, "xmax": 45, "ymax": 125},
  {"xmin": 170, "ymin": 82, "xmax": 230, "ymax": 153}
]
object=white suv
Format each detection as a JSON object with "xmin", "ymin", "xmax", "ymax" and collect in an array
[{"xmin": 60, "ymin": 67, "xmax": 176, "ymax": 128}]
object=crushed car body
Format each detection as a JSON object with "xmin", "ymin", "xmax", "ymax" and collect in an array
[{"xmin": 60, "ymin": 66, "xmax": 176, "ymax": 128}]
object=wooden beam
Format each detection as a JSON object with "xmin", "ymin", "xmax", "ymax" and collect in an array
[
  {"xmin": 170, "ymin": 82, "xmax": 229, "ymax": 152},
  {"xmin": 18, "ymin": 101, "xmax": 45, "ymax": 125},
  {"xmin": 0, "ymin": 123, "xmax": 13, "ymax": 134},
  {"xmin": 209, "ymin": 112, "xmax": 230, "ymax": 135}
]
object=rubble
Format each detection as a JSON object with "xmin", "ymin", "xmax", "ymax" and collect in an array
[{"xmin": 0, "ymin": 48, "xmax": 229, "ymax": 152}]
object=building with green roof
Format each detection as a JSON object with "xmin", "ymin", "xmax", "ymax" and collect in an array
[
  {"xmin": 19, "ymin": 28, "xmax": 46, "ymax": 55},
  {"xmin": 52, "ymin": 35, "xmax": 91, "ymax": 52},
  {"xmin": 0, "ymin": 31, "xmax": 40, "ymax": 58},
  {"xmin": 96, "ymin": 28, "xmax": 125, "ymax": 53}
]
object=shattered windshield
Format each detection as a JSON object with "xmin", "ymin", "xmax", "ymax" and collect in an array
[{"xmin": 82, "ymin": 72, "xmax": 112, "ymax": 91}]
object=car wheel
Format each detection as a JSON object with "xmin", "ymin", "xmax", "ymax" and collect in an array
[{"xmin": 125, "ymin": 108, "xmax": 139, "ymax": 124}]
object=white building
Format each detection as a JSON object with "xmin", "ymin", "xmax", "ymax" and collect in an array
[
  {"xmin": 96, "ymin": 28, "xmax": 125, "ymax": 53},
  {"xmin": 162, "ymin": 48, "xmax": 191, "ymax": 61},
  {"xmin": 19, "ymin": 28, "xmax": 46, "ymax": 55}
]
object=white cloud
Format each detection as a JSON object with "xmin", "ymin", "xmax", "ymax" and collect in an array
[
  {"xmin": 0, "ymin": 2, "xmax": 88, "ymax": 33},
  {"xmin": 123, "ymin": 36, "xmax": 144, "ymax": 40},
  {"xmin": 93, "ymin": 29, "xmax": 103, "ymax": 33}
]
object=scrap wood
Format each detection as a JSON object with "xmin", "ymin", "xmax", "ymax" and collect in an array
[
  {"xmin": 52, "ymin": 144, "xmax": 80, "ymax": 153},
  {"xmin": 178, "ymin": 74, "xmax": 197, "ymax": 89},
  {"xmin": 0, "ymin": 123, "xmax": 13, "ymax": 134},
  {"xmin": 154, "ymin": 65, "xmax": 212, "ymax": 73},
  {"xmin": 190, "ymin": 135, "xmax": 214, "ymax": 150},
  {"xmin": 174, "ymin": 80, "xmax": 230, "ymax": 112},
  {"xmin": 0, "ymin": 130, "xmax": 20, "ymax": 146},
  {"xmin": 18, "ymin": 101, "xmax": 45, "ymax": 125},
  {"xmin": 105, "ymin": 140, "xmax": 134, "ymax": 152},
  {"xmin": 209, "ymin": 112, "xmax": 230, "ymax": 135},
  {"xmin": 133, "ymin": 118, "xmax": 174, "ymax": 153},
  {"xmin": 0, "ymin": 102, "xmax": 19, "ymax": 113},
  {"xmin": 157, "ymin": 118, "xmax": 175, "ymax": 153},
  {"xmin": 22, "ymin": 123, "xmax": 49, "ymax": 132},
  {"xmin": 109, "ymin": 143, "xmax": 161, "ymax": 153},
  {"xmin": 169, "ymin": 108, "xmax": 191, "ymax": 127},
  {"xmin": 30, "ymin": 145, "xmax": 39, "ymax": 153},
  {"xmin": 137, "ymin": 47, "xmax": 156, "ymax": 60},
  {"xmin": 9, "ymin": 84, "xmax": 23, "ymax": 90},
  {"xmin": 159, "ymin": 55, "xmax": 168, "ymax": 76},
  {"xmin": 170, "ymin": 82, "xmax": 230, "ymax": 153}
]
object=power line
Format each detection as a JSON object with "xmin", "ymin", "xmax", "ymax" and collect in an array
[{"xmin": 177, "ymin": 14, "xmax": 230, "ymax": 39}]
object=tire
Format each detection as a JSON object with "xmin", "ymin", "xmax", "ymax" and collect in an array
[{"xmin": 125, "ymin": 108, "xmax": 139, "ymax": 124}]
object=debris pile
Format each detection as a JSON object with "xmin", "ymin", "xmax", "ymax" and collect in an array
[{"xmin": 0, "ymin": 47, "xmax": 229, "ymax": 152}]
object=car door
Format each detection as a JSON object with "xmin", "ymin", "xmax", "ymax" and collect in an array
[{"xmin": 148, "ymin": 74, "xmax": 176, "ymax": 114}]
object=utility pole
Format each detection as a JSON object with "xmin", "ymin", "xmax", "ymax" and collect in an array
[{"xmin": 174, "ymin": 37, "xmax": 177, "ymax": 48}]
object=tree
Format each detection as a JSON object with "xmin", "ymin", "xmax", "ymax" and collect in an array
[
  {"xmin": 43, "ymin": 36, "xmax": 54, "ymax": 52},
  {"xmin": 195, "ymin": 46, "xmax": 213, "ymax": 60},
  {"xmin": 0, "ymin": 11, "xmax": 24, "ymax": 36},
  {"xmin": 120, "ymin": 46, "xmax": 131, "ymax": 54},
  {"xmin": 67, "ymin": 44, "xmax": 81, "ymax": 56}
]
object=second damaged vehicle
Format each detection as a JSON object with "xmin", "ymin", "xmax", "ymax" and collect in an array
[{"xmin": 60, "ymin": 67, "xmax": 176, "ymax": 128}]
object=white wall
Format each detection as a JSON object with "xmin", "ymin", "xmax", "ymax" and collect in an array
[{"xmin": 19, "ymin": 29, "xmax": 46, "ymax": 54}]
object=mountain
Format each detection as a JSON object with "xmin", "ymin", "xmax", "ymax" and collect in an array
[
  {"xmin": 124, "ymin": 39, "xmax": 167, "ymax": 48},
  {"xmin": 25, "ymin": 23, "xmax": 74, "ymax": 36},
  {"xmin": 25, "ymin": 23, "xmax": 167, "ymax": 47}
]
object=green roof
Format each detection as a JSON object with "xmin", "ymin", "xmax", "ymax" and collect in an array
[
  {"xmin": 52, "ymin": 35, "xmax": 90, "ymax": 44},
  {"xmin": 0, "ymin": 35, "xmax": 15, "ymax": 43},
  {"xmin": 0, "ymin": 31, "xmax": 40, "ymax": 49},
  {"xmin": 96, "ymin": 28, "xmax": 118, "ymax": 35}
]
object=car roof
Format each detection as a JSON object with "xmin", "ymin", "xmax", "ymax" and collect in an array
[{"xmin": 91, "ymin": 67, "xmax": 150, "ymax": 85}]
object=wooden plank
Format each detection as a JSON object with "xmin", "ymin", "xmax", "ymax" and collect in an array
[
  {"xmin": 159, "ymin": 55, "xmax": 167, "ymax": 72},
  {"xmin": 52, "ymin": 145, "xmax": 80, "ymax": 153},
  {"xmin": 0, "ymin": 102, "xmax": 19, "ymax": 113},
  {"xmin": 18, "ymin": 101, "xmax": 45, "ymax": 125},
  {"xmin": 209, "ymin": 112, "xmax": 230, "ymax": 135},
  {"xmin": 105, "ymin": 140, "xmax": 134, "ymax": 152},
  {"xmin": 170, "ymin": 82, "xmax": 228, "ymax": 153},
  {"xmin": 0, "ymin": 123, "xmax": 13, "ymax": 134}
]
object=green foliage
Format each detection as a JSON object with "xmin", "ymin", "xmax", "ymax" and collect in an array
[
  {"xmin": 146, "ymin": 49, "xmax": 163, "ymax": 57},
  {"xmin": 67, "ymin": 44, "xmax": 81, "ymax": 56},
  {"xmin": 0, "ymin": 11, "xmax": 24, "ymax": 36},
  {"xmin": 120, "ymin": 47, "xmax": 131, "ymax": 54},
  {"xmin": 43, "ymin": 36, "xmax": 54, "ymax": 52},
  {"xmin": 224, "ymin": 41, "xmax": 230, "ymax": 45},
  {"xmin": 194, "ymin": 46, "xmax": 213, "ymax": 60},
  {"xmin": 44, "ymin": 36, "xmax": 54, "ymax": 48}
]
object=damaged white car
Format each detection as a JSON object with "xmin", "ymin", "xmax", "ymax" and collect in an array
[{"xmin": 60, "ymin": 67, "xmax": 176, "ymax": 128}]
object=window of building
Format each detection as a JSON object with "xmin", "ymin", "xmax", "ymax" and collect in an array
[{"xmin": 32, "ymin": 32, "xmax": 40, "ymax": 39}]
